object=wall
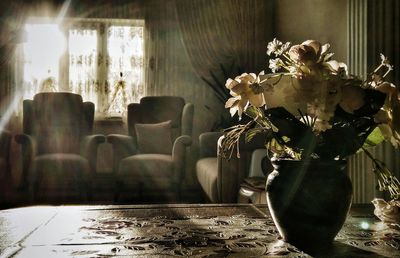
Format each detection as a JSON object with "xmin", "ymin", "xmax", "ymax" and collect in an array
[{"xmin": 275, "ymin": 0, "xmax": 348, "ymax": 62}]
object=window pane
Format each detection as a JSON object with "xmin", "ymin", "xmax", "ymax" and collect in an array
[
  {"xmin": 68, "ymin": 29, "xmax": 98, "ymax": 106},
  {"xmin": 22, "ymin": 23, "xmax": 65, "ymax": 99},
  {"xmin": 106, "ymin": 25, "xmax": 144, "ymax": 116}
]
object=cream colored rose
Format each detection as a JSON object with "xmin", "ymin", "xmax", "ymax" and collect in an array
[
  {"xmin": 260, "ymin": 73, "xmax": 343, "ymax": 132},
  {"xmin": 260, "ymin": 74, "xmax": 307, "ymax": 115},
  {"xmin": 225, "ymin": 73, "xmax": 265, "ymax": 117},
  {"xmin": 288, "ymin": 40, "xmax": 322, "ymax": 65}
]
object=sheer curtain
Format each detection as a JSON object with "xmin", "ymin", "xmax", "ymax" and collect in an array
[
  {"xmin": 68, "ymin": 26, "xmax": 98, "ymax": 107},
  {"xmin": 20, "ymin": 23, "xmax": 65, "ymax": 100},
  {"xmin": 106, "ymin": 25, "xmax": 144, "ymax": 116},
  {"xmin": 69, "ymin": 21, "xmax": 144, "ymax": 117}
]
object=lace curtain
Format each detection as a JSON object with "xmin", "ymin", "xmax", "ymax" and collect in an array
[
  {"xmin": 106, "ymin": 25, "xmax": 144, "ymax": 116},
  {"xmin": 68, "ymin": 27, "xmax": 98, "ymax": 108}
]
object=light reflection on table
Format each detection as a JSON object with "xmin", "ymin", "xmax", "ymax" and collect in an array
[{"xmin": 0, "ymin": 204, "xmax": 399, "ymax": 257}]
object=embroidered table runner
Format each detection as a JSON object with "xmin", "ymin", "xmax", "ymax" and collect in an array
[{"xmin": 0, "ymin": 204, "xmax": 398, "ymax": 257}]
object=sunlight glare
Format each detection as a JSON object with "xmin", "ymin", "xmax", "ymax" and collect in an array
[
  {"xmin": 0, "ymin": 92, "xmax": 23, "ymax": 132},
  {"xmin": 360, "ymin": 221, "xmax": 369, "ymax": 230},
  {"xmin": 23, "ymin": 23, "xmax": 66, "ymax": 83}
]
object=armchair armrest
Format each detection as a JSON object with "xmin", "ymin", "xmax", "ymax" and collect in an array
[
  {"xmin": 215, "ymin": 133, "xmax": 266, "ymax": 203},
  {"xmin": 15, "ymin": 133, "xmax": 36, "ymax": 189},
  {"xmin": 217, "ymin": 155, "xmax": 246, "ymax": 203},
  {"xmin": 182, "ymin": 103, "xmax": 194, "ymax": 136},
  {"xmin": 172, "ymin": 135, "xmax": 192, "ymax": 181},
  {"xmin": 15, "ymin": 133, "xmax": 36, "ymax": 158},
  {"xmin": 81, "ymin": 134, "xmax": 106, "ymax": 174},
  {"xmin": 199, "ymin": 131, "xmax": 224, "ymax": 158},
  {"xmin": 0, "ymin": 130, "xmax": 12, "ymax": 176},
  {"xmin": 0, "ymin": 130, "xmax": 11, "ymax": 142},
  {"xmin": 107, "ymin": 134, "xmax": 136, "ymax": 173},
  {"xmin": 0, "ymin": 130, "xmax": 11, "ymax": 156}
]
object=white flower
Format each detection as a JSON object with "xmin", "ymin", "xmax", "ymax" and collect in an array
[
  {"xmin": 380, "ymin": 53, "xmax": 390, "ymax": 66},
  {"xmin": 325, "ymin": 60, "xmax": 348, "ymax": 77},
  {"xmin": 320, "ymin": 43, "xmax": 331, "ymax": 56},
  {"xmin": 276, "ymin": 42, "xmax": 291, "ymax": 55},
  {"xmin": 319, "ymin": 43, "xmax": 333, "ymax": 62},
  {"xmin": 269, "ymin": 58, "xmax": 283, "ymax": 72},
  {"xmin": 267, "ymin": 38, "xmax": 283, "ymax": 56},
  {"xmin": 288, "ymin": 66, "xmax": 298, "ymax": 74}
]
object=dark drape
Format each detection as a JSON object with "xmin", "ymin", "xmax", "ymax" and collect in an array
[
  {"xmin": 175, "ymin": 0, "xmax": 275, "ymax": 93},
  {"xmin": 367, "ymin": 0, "xmax": 400, "ymax": 86}
]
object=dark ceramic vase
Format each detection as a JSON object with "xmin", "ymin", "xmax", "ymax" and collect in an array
[{"xmin": 266, "ymin": 159, "xmax": 352, "ymax": 249}]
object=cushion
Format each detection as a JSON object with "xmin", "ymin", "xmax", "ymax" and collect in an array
[
  {"xmin": 34, "ymin": 153, "xmax": 89, "ymax": 177},
  {"xmin": 135, "ymin": 120, "xmax": 173, "ymax": 154},
  {"xmin": 33, "ymin": 153, "xmax": 90, "ymax": 192},
  {"xmin": 119, "ymin": 154, "xmax": 174, "ymax": 178}
]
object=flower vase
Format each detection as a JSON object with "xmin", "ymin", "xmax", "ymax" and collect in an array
[{"xmin": 265, "ymin": 159, "xmax": 352, "ymax": 249}]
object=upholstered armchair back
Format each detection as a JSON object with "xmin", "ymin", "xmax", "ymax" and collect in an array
[
  {"xmin": 22, "ymin": 93, "xmax": 94, "ymax": 155},
  {"xmin": 127, "ymin": 96, "xmax": 193, "ymax": 153}
]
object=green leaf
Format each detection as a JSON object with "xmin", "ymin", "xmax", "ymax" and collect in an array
[
  {"xmin": 363, "ymin": 127, "xmax": 385, "ymax": 148},
  {"xmin": 245, "ymin": 128, "xmax": 264, "ymax": 142}
]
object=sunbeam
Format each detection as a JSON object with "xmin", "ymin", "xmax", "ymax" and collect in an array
[
  {"xmin": 55, "ymin": 0, "xmax": 71, "ymax": 25},
  {"xmin": 0, "ymin": 91, "xmax": 23, "ymax": 132}
]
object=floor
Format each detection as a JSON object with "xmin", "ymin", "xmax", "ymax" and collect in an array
[{"xmin": 0, "ymin": 173, "xmax": 204, "ymax": 209}]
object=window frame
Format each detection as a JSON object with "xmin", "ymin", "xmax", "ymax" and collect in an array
[{"xmin": 20, "ymin": 17, "xmax": 146, "ymax": 117}]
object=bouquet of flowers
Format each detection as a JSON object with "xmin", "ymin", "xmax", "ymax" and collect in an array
[{"xmin": 221, "ymin": 38, "xmax": 400, "ymax": 200}]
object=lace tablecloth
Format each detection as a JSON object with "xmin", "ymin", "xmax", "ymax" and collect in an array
[{"xmin": 0, "ymin": 204, "xmax": 398, "ymax": 257}]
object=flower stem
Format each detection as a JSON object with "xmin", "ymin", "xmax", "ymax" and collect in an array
[{"xmin": 362, "ymin": 147, "xmax": 400, "ymax": 200}]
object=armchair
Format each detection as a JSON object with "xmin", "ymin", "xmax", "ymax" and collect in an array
[
  {"xmin": 0, "ymin": 130, "xmax": 11, "ymax": 201},
  {"xmin": 15, "ymin": 93, "xmax": 105, "ymax": 202},
  {"xmin": 108, "ymin": 96, "xmax": 194, "ymax": 202},
  {"xmin": 196, "ymin": 132, "xmax": 267, "ymax": 203}
]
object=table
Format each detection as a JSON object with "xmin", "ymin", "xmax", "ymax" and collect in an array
[{"xmin": 0, "ymin": 204, "xmax": 399, "ymax": 257}]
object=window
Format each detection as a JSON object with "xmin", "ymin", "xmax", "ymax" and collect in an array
[
  {"xmin": 22, "ymin": 23, "xmax": 65, "ymax": 96},
  {"xmin": 18, "ymin": 18, "xmax": 145, "ymax": 117}
]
